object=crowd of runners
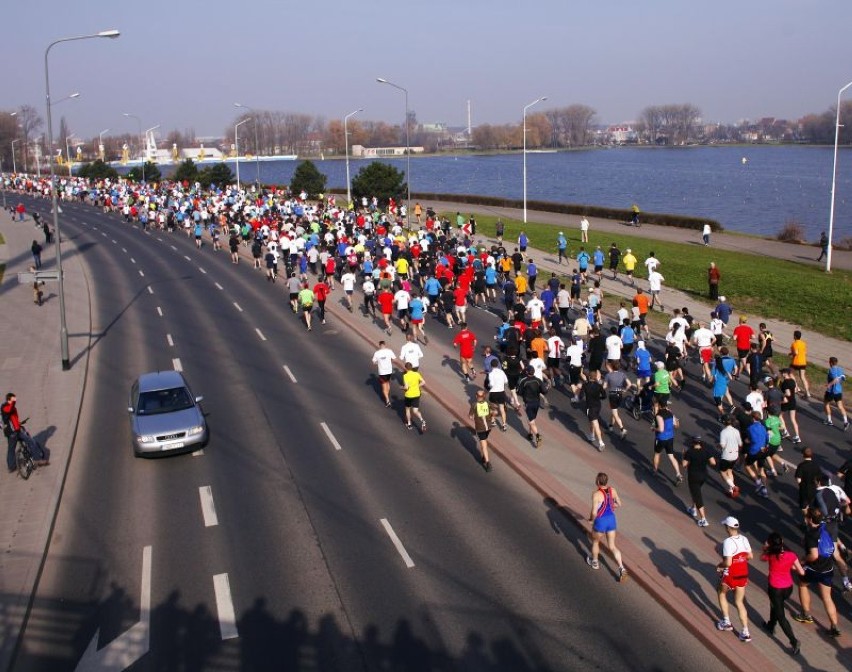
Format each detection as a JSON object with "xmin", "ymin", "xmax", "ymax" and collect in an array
[{"xmin": 4, "ymin": 171, "xmax": 850, "ymax": 659}]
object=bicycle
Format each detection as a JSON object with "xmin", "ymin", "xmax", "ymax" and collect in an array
[{"xmin": 14, "ymin": 418, "xmax": 39, "ymax": 480}]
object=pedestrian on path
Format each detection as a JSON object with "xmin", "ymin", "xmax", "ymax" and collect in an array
[
  {"xmin": 586, "ymin": 472, "xmax": 628, "ymax": 582},
  {"xmin": 469, "ymin": 389, "xmax": 496, "ymax": 471},
  {"xmin": 29, "ymin": 266, "xmax": 44, "ymax": 306},
  {"xmin": 2, "ymin": 392, "xmax": 49, "ymax": 472},
  {"xmin": 715, "ymin": 516, "xmax": 753, "ymax": 642},
  {"xmin": 580, "ymin": 217, "xmax": 589, "ymax": 243},
  {"xmin": 702, "ymin": 223, "xmax": 712, "ymax": 246},
  {"xmin": 31, "ymin": 240, "xmax": 42, "ymax": 269},
  {"xmin": 682, "ymin": 436, "xmax": 716, "ymax": 526},
  {"xmin": 708, "ymin": 262, "xmax": 721, "ymax": 300},
  {"xmin": 557, "ymin": 231, "xmax": 567, "ymax": 263},
  {"xmin": 816, "ymin": 231, "xmax": 829, "ymax": 262},
  {"xmin": 760, "ymin": 532, "xmax": 803, "ymax": 656}
]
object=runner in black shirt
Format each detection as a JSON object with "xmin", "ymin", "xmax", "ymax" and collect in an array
[{"xmin": 682, "ymin": 437, "xmax": 717, "ymax": 527}]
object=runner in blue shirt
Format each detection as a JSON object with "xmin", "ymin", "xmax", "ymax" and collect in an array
[
  {"xmin": 586, "ymin": 472, "xmax": 628, "ymax": 581},
  {"xmin": 193, "ymin": 221, "xmax": 204, "ymax": 248},
  {"xmin": 409, "ymin": 295, "xmax": 427, "ymax": 343},
  {"xmin": 484, "ymin": 265, "xmax": 498, "ymax": 301},
  {"xmin": 577, "ymin": 247, "xmax": 591, "ymax": 282},
  {"xmin": 635, "ymin": 341, "xmax": 652, "ymax": 384},
  {"xmin": 557, "ymin": 232, "xmax": 568, "ymax": 264},
  {"xmin": 744, "ymin": 413, "xmax": 770, "ymax": 497},
  {"xmin": 823, "ymin": 357, "xmax": 849, "ymax": 429},
  {"xmin": 593, "ymin": 247, "xmax": 605, "ymax": 282},
  {"xmin": 712, "ymin": 347, "xmax": 737, "ymax": 419}
]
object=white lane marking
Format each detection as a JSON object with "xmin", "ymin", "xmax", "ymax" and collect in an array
[
  {"xmin": 156, "ymin": 307, "xmax": 163, "ymax": 317},
  {"xmin": 139, "ymin": 270, "xmax": 145, "ymax": 277},
  {"xmin": 380, "ymin": 518, "xmax": 415, "ymax": 568},
  {"xmin": 320, "ymin": 422, "xmax": 342, "ymax": 451},
  {"xmin": 157, "ymin": 237, "xmax": 163, "ymax": 242},
  {"xmin": 170, "ymin": 245, "xmax": 177, "ymax": 251},
  {"xmin": 283, "ymin": 365, "xmax": 297, "ymax": 383},
  {"xmin": 131, "ymin": 257, "xmax": 136, "ymax": 264},
  {"xmin": 122, "ymin": 247, "xmax": 127, "ymax": 253},
  {"xmin": 183, "ymin": 255, "xmax": 191, "ymax": 261},
  {"xmin": 166, "ymin": 334, "xmax": 174, "ymax": 347},
  {"xmin": 144, "ymin": 230, "xmax": 151, "ymax": 236},
  {"xmin": 255, "ymin": 328, "xmax": 267, "ymax": 341},
  {"xmin": 212, "ymin": 574, "xmax": 239, "ymax": 640},
  {"xmin": 147, "ymin": 286, "xmax": 154, "ymax": 295},
  {"xmin": 172, "ymin": 358, "xmax": 182, "ymax": 372},
  {"xmin": 192, "ymin": 449, "xmax": 204, "ymax": 457},
  {"xmin": 111, "ymin": 238, "xmax": 117, "ymax": 243},
  {"xmin": 198, "ymin": 267, "xmax": 207, "ymax": 274},
  {"xmin": 215, "ymin": 282, "xmax": 223, "ymax": 290},
  {"xmin": 101, "ymin": 232, "xmax": 107, "ymax": 237},
  {"xmin": 233, "ymin": 302, "xmax": 243, "ymax": 312},
  {"xmin": 199, "ymin": 486, "xmax": 219, "ymax": 527}
]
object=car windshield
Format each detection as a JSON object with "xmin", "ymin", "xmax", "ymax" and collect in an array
[{"xmin": 136, "ymin": 387, "xmax": 194, "ymax": 415}]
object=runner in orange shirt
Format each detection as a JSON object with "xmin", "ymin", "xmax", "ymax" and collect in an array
[
  {"xmin": 789, "ymin": 330, "xmax": 811, "ymax": 399},
  {"xmin": 632, "ymin": 288, "xmax": 651, "ymax": 339}
]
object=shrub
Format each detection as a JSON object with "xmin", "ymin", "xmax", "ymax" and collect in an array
[
  {"xmin": 172, "ymin": 159, "xmax": 199, "ymax": 184},
  {"xmin": 77, "ymin": 159, "xmax": 118, "ymax": 181},
  {"xmin": 351, "ymin": 162, "xmax": 407, "ymax": 207},
  {"xmin": 290, "ymin": 160, "xmax": 327, "ymax": 198},
  {"xmin": 127, "ymin": 162, "xmax": 161, "ymax": 183},
  {"xmin": 776, "ymin": 220, "xmax": 805, "ymax": 243},
  {"xmin": 199, "ymin": 163, "xmax": 234, "ymax": 190}
]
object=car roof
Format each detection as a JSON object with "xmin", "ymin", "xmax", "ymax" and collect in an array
[{"xmin": 136, "ymin": 370, "xmax": 188, "ymax": 393}]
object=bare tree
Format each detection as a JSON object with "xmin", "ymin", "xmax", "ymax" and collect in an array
[
  {"xmin": 639, "ymin": 105, "xmax": 663, "ymax": 143},
  {"xmin": 16, "ymin": 105, "xmax": 43, "ymax": 172},
  {"xmin": 563, "ymin": 104, "xmax": 596, "ymax": 146}
]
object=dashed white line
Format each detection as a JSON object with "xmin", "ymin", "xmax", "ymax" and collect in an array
[
  {"xmin": 233, "ymin": 302, "xmax": 243, "ymax": 312},
  {"xmin": 139, "ymin": 270, "xmax": 145, "ymax": 277},
  {"xmin": 212, "ymin": 574, "xmax": 239, "ymax": 640},
  {"xmin": 199, "ymin": 486, "xmax": 219, "ymax": 527},
  {"xmin": 111, "ymin": 238, "xmax": 117, "ymax": 243},
  {"xmin": 380, "ymin": 518, "xmax": 415, "ymax": 568},
  {"xmin": 156, "ymin": 306, "xmax": 163, "ymax": 317},
  {"xmin": 122, "ymin": 247, "xmax": 127, "ymax": 253},
  {"xmin": 131, "ymin": 257, "xmax": 136, "ymax": 264},
  {"xmin": 170, "ymin": 245, "xmax": 177, "ymax": 251},
  {"xmin": 147, "ymin": 286, "xmax": 154, "ymax": 295},
  {"xmin": 166, "ymin": 334, "xmax": 174, "ymax": 347},
  {"xmin": 172, "ymin": 358, "xmax": 182, "ymax": 371},
  {"xmin": 183, "ymin": 255, "xmax": 191, "ymax": 261},
  {"xmin": 101, "ymin": 232, "xmax": 107, "ymax": 237},
  {"xmin": 283, "ymin": 365, "xmax": 297, "ymax": 383},
  {"xmin": 320, "ymin": 422, "xmax": 342, "ymax": 451},
  {"xmin": 255, "ymin": 328, "xmax": 267, "ymax": 341},
  {"xmin": 215, "ymin": 282, "xmax": 224, "ymax": 290},
  {"xmin": 157, "ymin": 237, "xmax": 163, "ymax": 242},
  {"xmin": 198, "ymin": 267, "xmax": 207, "ymax": 274}
]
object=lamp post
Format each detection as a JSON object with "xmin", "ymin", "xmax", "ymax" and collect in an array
[
  {"xmin": 234, "ymin": 117, "xmax": 252, "ymax": 191},
  {"xmin": 122, "ymin": 112, "xmax": 144, "ymax": 181},
  {"xmin": 344, "ymin": 108, "xmax": 363, "ymax": 207},
  {"xmin": 11, "ymin": 139, "xmax": 19, "ymax": 174},
  {"xmin": 827, "ymin": 80, "xmax": 852, "ymax": 273},
  {"xmin": 98, "ymin": 128, "xmax": 109, "ymax": 161},
  {"xmin": 376, "ymin": 78, "xmax": 411, "ymax": 227},
  {"xmin": 234, "ymin": 103, "xmax": 261, "ymax": 187},
  {"xmin": 45, "ymin": 29, "xmax": 120, "ymax": 370},
  {"xmin": 523, "ymin": 96, "xmax": 547, "ymax": 223}
]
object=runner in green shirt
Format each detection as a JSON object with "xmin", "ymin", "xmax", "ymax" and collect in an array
[
  {"xmin": 763, "ymin": 409, "xmax": 786, "ymax": 477},
  {"xmin": 298, "ymin": 284, "xmax": 315, "ymax": 331},
  {"xmin": 652, "ymin": 361, "xmax": 677, "ymax": 411}
]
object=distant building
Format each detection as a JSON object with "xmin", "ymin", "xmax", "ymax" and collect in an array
[
  {"xmin": 351, "ymin": 145, "xmax": 425, "ymax": 158},
  {"xmin": 606, "ymin": 125, "xmax": 638, "ymax": 144}
]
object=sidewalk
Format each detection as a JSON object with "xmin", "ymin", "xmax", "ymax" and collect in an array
[
  {"xmin": 0, "ymin": 211, "xmax": 91, "ymax": 671},
  {"xmin": 428, "ymin": 199, "xmax": 852, "ymax": 368}
]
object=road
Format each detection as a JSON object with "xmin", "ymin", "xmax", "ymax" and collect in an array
[{"xmin": 9, "ymin": 197, "xmax": 739, "ymax": 671}]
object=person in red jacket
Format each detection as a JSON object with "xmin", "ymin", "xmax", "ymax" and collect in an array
[
  {"xmin": 732, "ymin": 316, "xmax": 754, "ymax": 376},
  {"xmin": 376, "ymin": 288, "xmax": 394, "ymax": 335},
  {"xmin": 3, "ymin": 392, "xmax": 48, "ymax": 471}
]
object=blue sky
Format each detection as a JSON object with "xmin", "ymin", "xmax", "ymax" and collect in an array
[{"xmin": 3, "ymin": 0, "xmax": 851, "ymax": 138}]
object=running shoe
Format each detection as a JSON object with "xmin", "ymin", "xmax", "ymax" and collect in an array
[
  {"xmin": 791, "ymin": 640, "xmax": 800, "ymax": 656},
  {"xmin": 406, "ymin": 423, "xmax": 413, "ymax": 430},
  {"xmin": 793, "ymin": 613, "xmax": 814, "ymax": 624},
  {"xmin": 698, "ymin": 518, "xmax": 709, "ymax": 527},
  {"xmin": 420, "ymin": 421, "xmax": 427, "ymax": 434},
  {"xmin": 617, "ymin": 567, "xmax": 628, "ymax": 582},
  {"xmin": 586, "ymin": 556, "xmax": 600, "ymax": 570},
  {"xmin": 842, "ymin": 578, "xmax": 852, "ymax": 593},
  {"xmin": 823, "ymin": 419, "xmax": 834, "ymax": 426},
  {"xmin": 620, "ymin": 428, "xmax": 628, "ymax": 439},
  {"xmin": 792, "ymin": 436, "xmax": 801, "ymax": 444},
  {"xmin": 829, "ymin": 626, "xmax": 841, "ymax": 638},
  {"xmin": 385, "ymin": 400, "xmax": 392, "ymax": 408},
  {"xmin": 687, "ymin": 506, "xmax": 697, "ymax": 518},
  {"xmin": 844, "ymin": 420, "xmax": 849, "ymax": 431},
  {"xmin": 527, "ymin": 433, "xmax": 534, "ymax": 441},
  {"xmin": 500, "ymin": 423, "xmax": 508, "ymax": 432},
  {"xmin": 597, "ymin": 441, "xmax": 605, "ymax": 452},
  {"xmin": 738, "ymin": 631, "xmax": 752, "ymax": 643},
  {"xmin": 484, "ymin": 460, "xmax": 493, "ymax": 472},
  {"xmin": 536, "ymin": 434, "xmax": 542, "ymax": 447},
  {"xmin": 716, "ymin": 620, "xmax": 733, "ymax": 631},
  {"xmin": 759, "ymin": 486, "xmax": 770, "ymax": 498},
  {"xmin": 781, "ymin": 463, "xmax": 790, "ymax": 474}
]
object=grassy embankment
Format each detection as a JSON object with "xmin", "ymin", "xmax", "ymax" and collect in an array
[{"xmin": 449, "ymin": 213, "xmax": 851, "ymax": 342}]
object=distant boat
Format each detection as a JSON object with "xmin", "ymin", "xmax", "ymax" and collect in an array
[
  {"xmin": 741, "ymin": 157, "xmax": 749, "ymax": 164},
  {"xmin": 528, "ymin": 149, "xmax": 558, "ymax": 154}
]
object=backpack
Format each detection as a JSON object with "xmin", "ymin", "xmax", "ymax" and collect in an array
[
  {"xmin": 817, "ymin": 524, "xmax": 835, "ymax": 559},
  {"xmin": 1, "ymin": 405, "xmax": 11, "ymax": 438}
]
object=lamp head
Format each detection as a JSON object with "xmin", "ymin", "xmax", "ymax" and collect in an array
[
  {"xmin": 376, "ymin": 78, "xmax": 388, "ymax": 84},
  {"xmin": 10, "ymin": 112, "xmax": 17, "ymax": 117},
  {"xmin": 69, "ymin": 92, "xmax": 81, "ymax": 99},
  {"xmin": 98, "ymin": 30, "xmax": 121, "ymax": 39}
]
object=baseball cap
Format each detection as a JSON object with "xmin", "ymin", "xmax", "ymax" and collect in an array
[
  {"xmin": 719, "ymin": 296, "xmax": 726, "ymax": 302},
  {"xmin": 721, "ymin": 516, "xmax": 740, "ymax": 529}
]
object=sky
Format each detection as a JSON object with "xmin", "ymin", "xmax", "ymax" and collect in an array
[{"xmin": 3, "ymin": 0, "xmax": 852, "ymax": 140}]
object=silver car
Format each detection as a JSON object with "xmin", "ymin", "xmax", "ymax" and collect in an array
[{"xmin": 128, "ymin": 371, "xmax": 208, "ymax": 456}]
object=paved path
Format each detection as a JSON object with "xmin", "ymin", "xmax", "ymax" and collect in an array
[
  {"xmin": 0, "ymin": 210, "xmax": 90, "ymax": 671},
  {"xmin": 427, "ymin": 199, "xmax": 852, "ymax": 369}
]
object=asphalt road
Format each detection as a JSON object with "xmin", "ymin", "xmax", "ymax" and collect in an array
[{"xmin": 7, "ymin": 196, "xmax": 746, "ymax": 672}]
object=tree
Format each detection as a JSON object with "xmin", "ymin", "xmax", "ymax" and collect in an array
[
  {"xmin": 351, "ymin": 161, "xmax": 406, "ymax": 206},
  {"xmin": 127, "ymin": 162, "xmax": 162, "ymax": 183},
  {"xmin": 57, "ymin": 116, "xmax": 71, "ymax": 161},
  {"xmin": 198, "ymin": 163, "xmax": 234, "ymax": 189},
  {"xmin": 16, "ymin": 105, "xmax": 43, "ymax": 172},
  {"xmin": 172, "ymin": 158, "xmax": 199, "ymax": 184},
  {"xmin": 290, "ymin": 160, "xmax": 327, "ymax": 198},
  {"xmin": 77, "ymin": 159, "xmax": 118, "ymax": 181}
]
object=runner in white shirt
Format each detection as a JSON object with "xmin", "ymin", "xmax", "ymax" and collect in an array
[
  {"xmin": 546, "ymin": 329, "xmax": 565, "ymax": 384},
  {"xmin": 717, "ymin": 417, "xmax": 742, "ymax": 497},
  {"xmin": 557, "ymin": 286, "xmax": 572, "ymax": 319},
  {"xmin": 745, "ymin": 387, "xmax": 765, "ymax": 419},
  {"xmin": 526, "ymin": 294, "xmax": 545, "ymax": 326},
  {"xmin": 341, "ymin": 271, "xmax": 357, "ymax": 312},
  {"xmin": 691, "ymin": 321, "xmax": 716, "ymax": 381},
  {"xmin": 399, "ymin": 332, "xmax": 425, "ymax": 370},
  {"xmin": 616, "ymin": 302, "xmax": 630, "ymax": 327},
  {"xmin": 565, "ymin": 339, "xmax": 585, "ymax": 402},
  {"xmin": 372, "ymin": 341, "xmax": 397, "ymax": 407},
  {"xmin": 394, "ymin": 288, "xmax": 411, "ymax": 331},
  {"xmin": 487, "ymin": 366, "xmax": 510, "ymax": 431},
  {"xmin": 605, "ymin": 327, "xmax": 623, "ymax": 368}
]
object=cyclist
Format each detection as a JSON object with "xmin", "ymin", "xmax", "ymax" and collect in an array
[{"xmin": 2, "ymin": 393, "xmax": 48, "ymax": 471}]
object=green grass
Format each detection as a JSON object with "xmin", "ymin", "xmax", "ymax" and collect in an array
[
  {"xmin": 0, "ymin": 232, "xmax": 5, "ymax": 244},
  {"xmin": 449, "ymin": 212, "xmax": 852, "ymax": 342}
]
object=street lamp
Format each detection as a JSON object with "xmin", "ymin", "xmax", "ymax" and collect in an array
[
  {"xmin": 827, "ymin": 80, "xmax": 852, "ymax": 273},
  {"xmin": 45, "ymin": 28, "xmax": 120, "ymax": 370},
  {"xmin": 234, "ymin": 103, "xmax": 261, "ymax": 187},
  {"xmin": 344, "ymin": 108, "xmax": 363, "ymax": 207},
  {"xmin": 234, "ymin": 117, "xmax": 252, "ymax": 190},
  {"xmin": 98, "ymin": 128, "xmax": 109, "ymax": 161},
  {"xmin": 376, "ymin": 78, "xmax": 411, "ymax": 227},
  {"xmin": 523, "ymin": 96, "xmax": 547, "ymax": 223},
  {"xmin": 11, "ymin": 139, "xmax": 19, "ymax": 174}
]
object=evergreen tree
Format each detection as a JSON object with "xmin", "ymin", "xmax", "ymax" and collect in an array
[
  {"xmin": 290, "ymin": 160, "xmax": 327, "ymax": 198},
  {"xmin": 351, "ymin": 162, "xmax": 406, "ymax": 206}
]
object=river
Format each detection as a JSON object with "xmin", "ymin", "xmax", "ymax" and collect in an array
[{"xmin": 222, "ymin": 145, "xmax": 852, "ymax": 240}]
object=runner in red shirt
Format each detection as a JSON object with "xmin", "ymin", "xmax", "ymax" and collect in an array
[
  {"xmin": 453, "ymin": 284, "xmax": 469, "ymax": 324},
  {"xmin": 452, "ymin": 323, "xmax": 478, "ymax": 381},
  {"xmin": 377, "ymin": 289, "xmax": 394, "ymax": 335},
  {"xmin": 732, "ymin": 316, "xmax": 755, "ymax": 376},
  {"xmin": 313, "ymin": 280, "xmax": 331, "ymax": 325}
]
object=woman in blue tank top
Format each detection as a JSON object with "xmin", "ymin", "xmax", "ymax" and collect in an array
[{"xmin": 587, "ymin": 473, "xmax": 628, "ymax": 581}]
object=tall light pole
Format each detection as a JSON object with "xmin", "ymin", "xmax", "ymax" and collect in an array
[
  {"xmin": 11, "ymin": 139, "xmax": 19, "ymax": 174},
  {"xmin": 376, "ymin": 78, "xmax": 411, "ymax": 227},
  {"xmin": 234, "ymin": 103, "xmax": 261, "ymax": 187},
  {"xmin": 98, "ymin": 128, "xmax": 109, "ymax": 161},
  {"xmin": 344, "ymin": 108, "xmax": 363, "ymax": 207},
  {"xmin": 827, "ymin": 80, "xmax": 852, "ymax": 273},
  {"xmin": 45, "ymin": 29, "xmax": 120, "ymax": 370},
  {"xmin": 234, "ymin": 117, "xmax": 252, "ymax": 191},
  {"xmin": 523, "ymin": 96, "xmax": 547, "ymax": 223},
  {"xmin": 123, "ymin": 112, "xmax": 144, "ymax": 181}
]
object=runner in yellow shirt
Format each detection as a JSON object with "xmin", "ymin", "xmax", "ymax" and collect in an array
[
  {"xmin": 622, "ymin": 248, "xmax": 637, "ymax": 287},
  {"xmin": 402, "ymin": 362, "xmax": 427, "ymax": 432},
  {"xmin": 395, "ymin": 256, "xmax": 410, "ymax": 280}
]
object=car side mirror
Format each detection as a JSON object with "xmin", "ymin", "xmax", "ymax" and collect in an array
[{"xmin": 195, "ymin": 396, "xmax": 204, "ymax": 403}]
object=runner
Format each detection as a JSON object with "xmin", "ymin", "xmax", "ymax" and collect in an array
[
  {"xmin": 377, "ymin": 287, "xmax": 394, "ymax": 335},
  {"xmin": 517, "ymin": 366, "xmax": 544, "ymax": 447},
  {"xmin": 452, "ymin": 322, "xmax": 478, "ymax": 382},
  {"xmin": 399, "ymin": 332, "xmax": 425, "ymax": 371},
  {"xmin": 789, "ymin": 330, "xmax": 811, "ymax": 399},
  {"xmin": 603, "ymin": 363, "xmax": 633, "ymax": 439},
  {"xmin": 469, "ymin": 389, "xmax": 496, "ymax": 471},
  {"xmin": 743, "ymin": 411, "xmax": 770, "ymax": 498},
  {"xmin": 401, "ymin": 362, "xmax": 427, "ymax": 432},
  {"xmin": 715, "ymin": 516, "xmax": 754, "ymax": 642},
  {"xmin": 717, "ymin": 415, "xmax": 742, "ymax": 498},
  {"xmin": 732, "ymin": 316, "xmax": 754, "ymax": 376},
  {"xmin": 297, "ymin": 283, "xmax": 315, "ymax": 331},
  {"xmin": 682, "ymin": 436, "xmax": 717, "ymax": 527},
  {"xmin": 779, "ymin": 368, "xmax": 802, "ymax": 443},
  {"xmin": 622, "ymin": 248, "xmax": 637, "ymax": 287},
  {"xmin": 823, "ymin": 357, "xmax": 849, "ymax": 429},
  {"xmin": 760, "ymin": 532, "xmax": 803, "ymax": 656},
  {"xmin": 394, "ymin": 284, "xmax": 411, "ymax": 332},
  {"xmin": 340, "ymin": 268, "xmax": 357, "ymax": 312},
  {"xmin": 486, "ymin": 363, "xmax": 510, "ymax": 432},
  {"xmin": 371, "ymin": 340, "xmax": 397, "ymax": 408},
  {"xmin": 652, "ymin": 399, "xmax": 683, "ymax": 485},
  {"xmin": 794, "ymin": 507, "xmax": 841, "ymax": 638},
  {"xmin": 586, "ymin": 473, "xmax": 628, "ymax": 582},
  {"xmin": 583, "ymin": 370, "xmax": 607, "ymax": 451},
  {"xmin": 312, "ymin": 277, "xmax": 331, "ymax": 325},
  {"xmin": 408, "ymin": 292, "xmax": 428, "ymax": 344}
]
